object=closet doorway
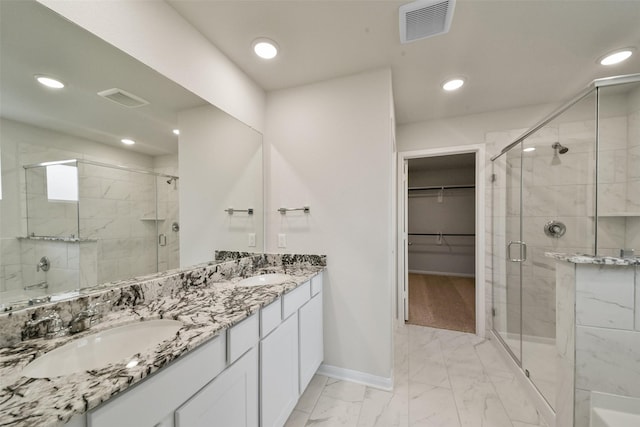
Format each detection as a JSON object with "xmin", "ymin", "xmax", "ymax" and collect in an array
[{"xmin": 398, "ymin": 147, "xmax": 485, "ymax": 336}]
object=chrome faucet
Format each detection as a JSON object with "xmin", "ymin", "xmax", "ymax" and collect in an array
[
  {"xmin": 37, "ymin": 256, "xmax": 50, "ymax": 272},
  {"xmin": 69, "ymin": 300, "xmax": 110, "ymax": 334}
]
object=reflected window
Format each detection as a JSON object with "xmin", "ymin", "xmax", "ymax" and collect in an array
[{"xmin": 46, "ymin": 164, "xmax": 78, "ymax": 201}]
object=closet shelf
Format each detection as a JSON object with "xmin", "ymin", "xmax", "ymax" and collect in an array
[
  {"xmin": 408, "ymin": 185, "xmax": 475, "ymax": 191},
  {"xmin": 408, "ymin": 233, "xmax": 475, "ymax": 237}
]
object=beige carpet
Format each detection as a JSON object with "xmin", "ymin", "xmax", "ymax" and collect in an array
[{"xmin": 407, "ymin": 273, "xmax": 476, "ymax": 333}]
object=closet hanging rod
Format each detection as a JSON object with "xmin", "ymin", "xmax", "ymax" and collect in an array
[
  {"xmin": 409, "ymin": 233, "xmax": 475, "ymax": 237},
  {"xmin": 408, "ymin": 185, "xmax": 475, "ymax": 191}
]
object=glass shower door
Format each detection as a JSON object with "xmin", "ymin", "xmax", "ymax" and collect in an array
[
  {"xmin": 492, "ymin": 143, "xmax": 523, "ymax": 363},
  {"xmin": 156, "ymin": 175, "xmax": 180, "ymax": 272},
  {"xmin": 518, "ymin": 90, "xmax": 596, "ymax": 410}
]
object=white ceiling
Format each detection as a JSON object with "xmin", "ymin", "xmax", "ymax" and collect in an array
[
  {"xmin": 168, "ymin": 0, "xmax": 640, "ymax": 125},
  {"xmin": 0, "ymin": 0, "xmax": 207, "ymax": 156}
]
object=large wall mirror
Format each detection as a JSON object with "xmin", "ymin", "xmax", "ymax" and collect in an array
[{"xmin": 0, "ymin": 0, "xmax": 263, "ymax": 309}]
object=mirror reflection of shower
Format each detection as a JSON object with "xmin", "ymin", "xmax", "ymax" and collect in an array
[
  {"xmin": 166, "ymin": 176, "xmax": 178, "ymax": 190},
  {"xmin": 551, "ymin": 142, "xmax": 569, "ymax": 165}
]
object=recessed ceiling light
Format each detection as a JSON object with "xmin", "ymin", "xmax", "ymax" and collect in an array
[
  {"xmin": 252, "ymin": 38, "xmax": 278, "ymax": 59},
  {"xmin": 523, "ymin": 147, "xmax": 536, "ymax": 152},
  {"xmin": 35, "ymin": 75, "xmax": 65, "ymax": 89},
  {"xmin": 442, "ymin": 78, "xmax": 465, "ymax": 91},
  {"xmin": 173, "ymin": 129, "xmax": 180, "ymax": 135},
  {"xmin": 599, "ymin": 49, "xmax": 634, "ymax": 66},
  {"xmin": 121, "ymin": 138, "xmax": 136, "ymax": 145}
]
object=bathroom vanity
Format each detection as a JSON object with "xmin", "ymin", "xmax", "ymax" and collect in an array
[{"xmin": 0, "ymin": 253, "xmax": 325, "ymax": 427}]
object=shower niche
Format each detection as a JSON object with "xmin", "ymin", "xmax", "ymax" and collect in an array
[{"xmin": 17, "ymin": 159, "xmax": 180, "ymax": 301}]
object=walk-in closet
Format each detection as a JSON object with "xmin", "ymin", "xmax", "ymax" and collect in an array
[{"xmin": 407, "ymin": 153, "xmax": 476, "ymax": 333}]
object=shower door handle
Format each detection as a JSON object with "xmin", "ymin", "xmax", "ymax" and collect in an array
[{"xmin": 507, "ymin": 241, "xmax": 527, "ymax": 262}]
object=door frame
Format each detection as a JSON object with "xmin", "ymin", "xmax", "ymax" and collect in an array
[{"xmin": 397, "ymin": 144, "xmax": 486, "ymax": 337}]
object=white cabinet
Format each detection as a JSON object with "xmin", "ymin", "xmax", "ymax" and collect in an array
[
  {"xmin": 260, "ymin": 312, "xmax": 299, "ymax": 427},
  {"xmin": 79, "ymin": 272, "xmax": 324, "ymax": 427},
  {"xmin": 175, "ymin": 346, "xmax": 258, "ymax": 427},
  {"xmin": 299, "ymin": 290, "xmax": 323, "ymax": 393}
]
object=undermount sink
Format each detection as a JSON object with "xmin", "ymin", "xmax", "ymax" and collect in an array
[
  {"xmin": 237, "ymin": 273, "xmax": 295, "ymax": 287},
  {"xmin": 22, "ymin": 319, "xmax": 182, "ymax": 378}
]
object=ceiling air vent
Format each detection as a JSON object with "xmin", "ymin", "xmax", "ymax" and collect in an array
[
  {"xmin": 97, "ymin": 88, "xmax": 149, "ymax": 108},
  {"xmin": 399, "ymin": 0, "xmax": 456, "ymax": 44}
]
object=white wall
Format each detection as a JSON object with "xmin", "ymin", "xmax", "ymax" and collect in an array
[
  {"xmin": 264, "ymin": 69, "xmax": 395, "ymax": 382},
  {"xmin": 398, "ymin": 103, "xmax": 561, "ymax": 153},
  {"xmin": 37, "ymin": 0, "xmax": 266, "ymax": 133},
  {"xmin": 179, "ymin": 105, "xmax": 263, "ymax": 267}
]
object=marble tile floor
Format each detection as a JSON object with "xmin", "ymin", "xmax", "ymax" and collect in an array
[
  {"xmin": 285, "ymin": 324, "xmax": 549, "ymax": 427},
  {"xmin": 502, "ymin": 335, "xmax": 557, "ymax": 409}
]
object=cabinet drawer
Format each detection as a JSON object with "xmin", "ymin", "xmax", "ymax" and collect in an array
[
  {"xmin": 227, "ymin": 312, "xmax": 259, "ymax": 364},
  {"xmin": 282, "ymin": 281, "xmax": 310, "ymax": 319},
  {"xmin": 311, "ymin": 272, "xmax": 323, "ymax": 296},
  {"xmin": 261, "ymin": 298, "xmax": 282, "ymax": 338},
  {"xmin": 175, "ymin": 347, "xmax": 258, "ymax": 427},
  {"xmin": 88, "ymin": 334, "xmax": 226, "ymax": 427}
]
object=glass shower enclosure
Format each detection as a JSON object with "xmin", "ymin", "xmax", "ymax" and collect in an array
[
  {"xmin": 491, "ymin": 73, "xmax": 640, "ymax": 418},
  {"xmin": 19, "ymin": 159, "xmax": 179, "ymax": 300}
]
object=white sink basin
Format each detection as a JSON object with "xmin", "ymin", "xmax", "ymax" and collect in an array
[
  {"xmin": 237, "ymin": 274, "xmax": 295, "ymax": 287},
  {"xmin": 22, "ymin": 319, "xmax": 182, "ymax": 378}
]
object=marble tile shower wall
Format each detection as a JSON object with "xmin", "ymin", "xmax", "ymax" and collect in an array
[
  {"xmin": 78, "ymin": 163, "xmax": 158, "ymax": 284},
  {"xmin": 19, "ymin": 239, "xmax": 77, "ymax": 294},
  {"xmin": 0, "ymin": 142, "xmax": 179, "ymax": 302}
]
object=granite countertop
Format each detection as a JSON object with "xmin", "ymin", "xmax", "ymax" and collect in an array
[
  {"xmin": 545, "ymin": 252, "xmax": 640, "ymax": 266},
  {"xmin": 0, "ymin": 254, "xmax": 325, "ymax": 427}
]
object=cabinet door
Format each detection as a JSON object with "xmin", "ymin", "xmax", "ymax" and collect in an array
[
  {"xmin": 175, "ymin": 347, "xmax": 258, "ymax": 427},
  {"xmin": 260, "ymin": 312, "xmax": 299, "ymax": 427},
  {"xmin": 299, "ymin": 292, "xmax": 323, "ymax": 393}
]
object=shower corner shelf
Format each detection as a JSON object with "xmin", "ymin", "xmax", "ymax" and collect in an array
[{"xmin": 139, "ymin": 217, "xmax": 166, "ymax": 221}]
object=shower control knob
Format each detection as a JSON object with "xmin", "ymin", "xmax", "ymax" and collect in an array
[{"xmin": 544, "ymin": 220, "xmax": 566, "ymax": 238}]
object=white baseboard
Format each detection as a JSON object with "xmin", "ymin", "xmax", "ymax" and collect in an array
[
  {"xmin": 317, "ymin": 363, "xmax": 392, "ymax": 391},
  {"xmin": 408, "ymin": 269, "xmax": 476, "ymax": 278}
]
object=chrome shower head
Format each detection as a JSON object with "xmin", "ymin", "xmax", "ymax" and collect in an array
[{"xmin": 552, "ymin": 142, "xmax": 569, "ymax": 154}]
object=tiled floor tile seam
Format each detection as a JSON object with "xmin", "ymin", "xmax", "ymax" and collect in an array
[
  {"xmin": 437, "ymin": 335, "xmax": 474, "ymax": 427},
  {"xmin": 442, "ymin": 335, "xmax": 524, "ymax": 427},
  {"xmin": 475, "ymin": 339, "xmax": 549, "ymax": 427},
  {"xmin": 408, "ymin": 333, "xmax": 465, "ymax": 427},
  {"xmin": 471, "ymin": 341, "xmax": 526, "ymax": 427}
]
